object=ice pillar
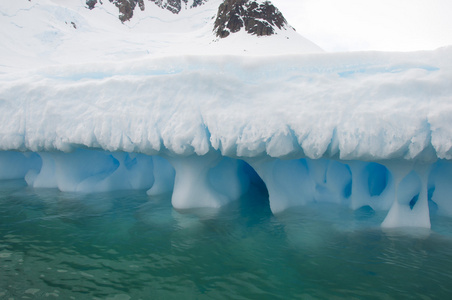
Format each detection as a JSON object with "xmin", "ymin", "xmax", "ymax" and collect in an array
[
  {"xmin": 381, "ymin": 162, "xmax": 431, "ymax": 228},
  {"xmin": 167, "ymin": 152, "xmax": 249, "ymax": 209}
]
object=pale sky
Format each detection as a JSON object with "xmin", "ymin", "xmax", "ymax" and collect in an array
[{"xmin": 271, "ymin": 0, "xmax": 452, "ymax": 52}]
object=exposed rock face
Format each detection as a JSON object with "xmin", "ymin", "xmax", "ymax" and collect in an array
[
  {"xmin": 86, "ymin": 0, "xmax": 97, "ymax": 10},
  {"xmin": 150, "ymin": 0, "xmax": 208, "ymax": 14},
  {"xmin": 152, "ymin": 0, "xmax": 183, "ymax": 14},
  {"xmin": 109, "ymin": 0, "xmax": 145, "ymax": 22},
  {"xmin": 85, "ymin": 0, "xmax": 288, "ymax": 38},
  {"xmin": 191, "ymin": 0, "xmax": 206, "ymax": 8},
  {"xmin": 86, "ymin": 0, "xmax": 208, "ymax": 20},
  {"xmin": 85, "ymin": 0, "xmax": 144, "ymax": 21},
  {"xmin": 214, "ymin": 0, "xmax": 287, "ymax": 38}
]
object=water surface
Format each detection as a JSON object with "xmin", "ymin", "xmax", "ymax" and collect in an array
[{"xmin": 1, "ymin": 180, "xmax": 452, "ymax": 299}]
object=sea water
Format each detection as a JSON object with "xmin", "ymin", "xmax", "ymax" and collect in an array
[{"xmin": 1, "ymin": 179, "xmax": 452, "ymax": 299}]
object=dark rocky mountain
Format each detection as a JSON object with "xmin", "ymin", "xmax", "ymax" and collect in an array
[
  {"xmin": 86, "ymin": 0, "xmax": 207, "ymax": 21},
  {"xmin": 214, "ymin": 0, "xmax": 287, "ymax": 38},
  {"xmin": 86, "ymin": 0, "xmax": 144, "ymax": 21},
  {"xmin": 86, "ymin": 0, "xmax": 289, "ymax": 38}
]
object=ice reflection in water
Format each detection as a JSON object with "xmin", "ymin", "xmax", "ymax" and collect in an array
[{"xmin": 1, "ymin": 180, "xmax": 452, "ymax": 299}]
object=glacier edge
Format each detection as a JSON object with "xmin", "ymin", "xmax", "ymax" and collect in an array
[
  {"xmin": 1, "ymin": 51, "xmax": 452, "ymax": 160},
  {"xmin": 1, "ymin": 49, "xmax": 452, "ymax": 228}
]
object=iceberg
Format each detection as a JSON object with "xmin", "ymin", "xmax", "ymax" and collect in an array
[
  {"xmin": 1, "ymin": 0, "xmax": 452, "ymax": 230},
  {"xmin": 1, "ymin": 48, "xmax": 452, "ymax": 229}
]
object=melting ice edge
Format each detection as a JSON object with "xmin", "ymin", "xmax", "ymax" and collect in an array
[{"xmin": 1, "ymin": 50, "xmax": 452, "ymax": 229}]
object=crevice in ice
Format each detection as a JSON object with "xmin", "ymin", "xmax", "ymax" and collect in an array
[
  {"xmin": 409, "ymin": 194, "xmax": 419, "ymax": 210},
  {"xmin": 343, "ymin": 179, "xmax": 352, "ymax": 199},
  {"xmin": 365, "ymin": 162, "xmax": 388, "ymax": 197},
  {"xmin": 325, "ymin": 127, "xmax": 340, "ymax": 159}
]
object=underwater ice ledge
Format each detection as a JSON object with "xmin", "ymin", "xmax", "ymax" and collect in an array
[{"xmin": 1, "ymin": 149, "xmax": 451, "ymax": 229}]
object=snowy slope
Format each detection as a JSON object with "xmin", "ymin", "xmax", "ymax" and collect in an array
[{"xmin": 0, "ymin": 0, "xmax": 322, "ymax": 73}]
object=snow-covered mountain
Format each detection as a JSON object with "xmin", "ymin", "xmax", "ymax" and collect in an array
[
  {"xmin": 0, "ymin": 0, "xmax": 321, "ymax": 73},
  {"xmin": 87, "ymin": 0, "xmax": 288, "ymax": 36}
]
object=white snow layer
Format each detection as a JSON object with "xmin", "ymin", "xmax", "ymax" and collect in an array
[
  {"xmin": 1, "ymin": 49, "xmax": 451, "ymax": 160},
  {"xmin": 1, "ymin": 48, "xmax": 452, "ymax": 228}
]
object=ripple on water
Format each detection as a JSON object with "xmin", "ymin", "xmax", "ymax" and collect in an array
[{"xmin": 1, "ymin": 183, "xmax": 452, "ymax": 299}]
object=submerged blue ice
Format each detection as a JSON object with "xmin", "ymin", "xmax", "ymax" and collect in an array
[{"xmin": 1, "ymin": 149, "xmax": 451, "ymax": 229}]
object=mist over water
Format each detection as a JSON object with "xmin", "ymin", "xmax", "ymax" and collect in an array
[{"xmin": 1, "ymin": 180, "xmax": 452, "ymax": 299}]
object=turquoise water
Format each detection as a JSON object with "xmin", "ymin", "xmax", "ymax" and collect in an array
[{"xmin": 1, "ymin": 180, "xmax": 452, "ymax": 299}]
